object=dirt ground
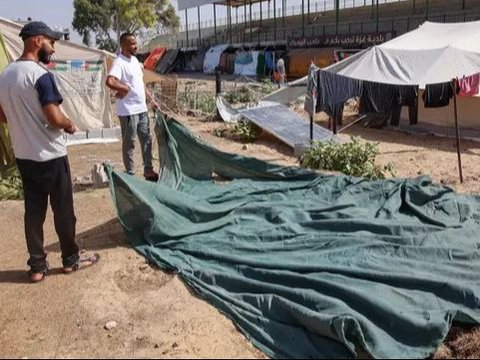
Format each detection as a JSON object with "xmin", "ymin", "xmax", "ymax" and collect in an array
[{"xmin": 2, "ymin": 77, "xmax": 480, "ymax": 358}]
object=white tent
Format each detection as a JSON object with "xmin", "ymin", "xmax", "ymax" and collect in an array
[
  {"xmin": 0, "ymin": 17, "xmax": 168, "ymax": 133},
  {"xmin": 329, "ymin": 21, "xmax": 480, "ymax": 86},
  {"xmin": 322, "ymin": 21, "xmax": 480, "ymax": 135},
  {"xmin": 319, "ymin": 21, "xmax": 480, "ymax": 182},
  {"xmin": 0, "ymin": 17, "xmax": 113, "ymax": 131}
]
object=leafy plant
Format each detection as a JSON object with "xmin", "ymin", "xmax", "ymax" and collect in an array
[
  {"xmin": 259, "ymin": 79, "xmax": 276, "ymax": 94},
  {"xmin": 213, "ymin": 121, "xmax": 259, "ymax": 143},
  {"xmin": 300, "ymin": 137, "xmax": 396, "ymax": 180},
  {"xmin": 0, "ymin": 166, "xmax": 23, "ymax": 201},
  {"xmin": 223, "ymin": 86, "xmax": 255, "ymax": 104},
  {"xmin": 178, "ymin": 90, "xmax": 216, "ymax": 117},
  {"xmin": 223, "ymin": 79, "xmax": 276, "ymax": 105}
]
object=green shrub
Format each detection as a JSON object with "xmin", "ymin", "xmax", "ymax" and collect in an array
[
  {"xmin": 300, "ymin": 137, "xmax": 396, "ymax": 180},
  {"xmin": 178, "ymin": 91, "xmax": 216, "ymax": 116},
  {"xmin": 223, "ymin": 86, "xmax": 255, "ymax": 104},
  {"xmin": 213, "ymin": 121, "xmax": 259, "ymax": 143},
  {"xmin": 0, "ymin": 167, "xmax": 23, "ymax": 200},
  {"xmin": 223, "ymin": 80, "xmax": 275, "ymax": 105}
]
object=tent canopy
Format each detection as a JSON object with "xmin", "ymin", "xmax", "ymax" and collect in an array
[
  {"xmin": 326, "ymin": 21, "xmax": 480, "ymax": 86},
  {"xmin": 0, "ymin": 17, "xmax": 169, "ymax": 130},
  {"xmin": 0, "ymin": 16, "xmax": 113, "ymax": 131}
]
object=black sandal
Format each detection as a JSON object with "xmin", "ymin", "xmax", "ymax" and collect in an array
[
  {"xmin": 62, "ymin": 253, "xmax": 100, "ymax": 274},
  {"xmin": 28, "ymin": 262, "xmax": 49, "ymax": 283}
]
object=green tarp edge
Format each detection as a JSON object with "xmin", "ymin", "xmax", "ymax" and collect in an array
[{"xmin": 105, "ymin": 113, "xmax": 480, "ymax": 359}]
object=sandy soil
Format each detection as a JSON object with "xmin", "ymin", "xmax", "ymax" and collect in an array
[{"xmin": 1, "ymin": 76, "xmax": 480, "ymax": 358}]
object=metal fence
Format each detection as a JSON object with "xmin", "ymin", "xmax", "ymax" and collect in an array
[
  {"xmin": 167, "ymin": 8, "xmax": 478, "ymax": 49},
  {"xmin": 164, "ymin": 0, "xmax": 412, "ymax": 35}
]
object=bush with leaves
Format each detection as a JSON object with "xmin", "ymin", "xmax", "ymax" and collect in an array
[
  {"xmin": 259, "ymin": 79, "xmax": 276, "ymax": 94},
  {"xmin": 300, "ymin": 137, "xmax": 396, "ymax": 180},
  {"xmin": 178, "ymin": 90, "xmax": 216, "ymax": 117},
  {"xmin": 223, "ymin": 86, "xmax": 255, "ymax": 104},
  {"xmin": 0, "ymin": 166, "xmax": 23, "ymax": 201},
  {"xmin": 213, "ymin": 121, "xmax": 259, "ymax": 143},
  {"xmin": 223, "ymin": 79, "xmax": 276, "ymax": 105}
]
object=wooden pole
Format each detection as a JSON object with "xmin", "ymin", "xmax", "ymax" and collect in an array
[{"xmin": 452, "ymin": 78, "xmax": 464, "ymax": 183}]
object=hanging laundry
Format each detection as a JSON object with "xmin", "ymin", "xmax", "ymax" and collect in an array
[
  {"xmin": 316, "ymin": 70, "xmax": 363, "ymax": 117},
  {"xmin": 305, "ymin": 63, "xmax": 319, "ymax": 116},
  {"xmin": 265, "ymin": 52, "xmax": 275, "ymax": 71},
  {"xmin": 457, "ymin": 73, "xmax": 480, "ymax": 97},
  {"xmin": 422, "ymin": 82, "xmax": 454, "ymax": 108},
  {"xmin": 360, "ymin": 82, "xmax": 418, "ymax": 114},
  {"xmin": 256, "ymin": 52, "xmax": 266, "ymax": 77}
]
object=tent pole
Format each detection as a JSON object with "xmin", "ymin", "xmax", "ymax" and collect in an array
[{"xmin": 452, "ymin": 78, "xmax": 464, "ymax": 183}]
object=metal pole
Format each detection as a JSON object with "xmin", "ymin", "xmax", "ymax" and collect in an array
[
  {"xmin": 260, "ymin": 1, "xmax": 263, "ymax": 28},
  {"xmin": 197, "ymin": 6, "xmax": 201, "ymax": 46},
  {"xmin": 274, "ymin": 0, "xmax": 277, "ymax": 41},
  {"xmin": 250, "ymin": 0, "xmax": 253, "ymax": 43},
  {"xmin": 229, "ymin": 5, "xmax": 233, "ymax": 44},
  {"xmin": 426, "ymin": 0, "xmax": 429, "ymax": 20},
  {"xmin": 244, "ymin": 0, "xmax": 247, "ymax": 44},
  {"xmin": 452, "ymin": 79, "xmax": 464, "ymax": 183},
  {"xmin": 302, "ymin": 0, "xmax": 305, "ymax": 38},
  {"xmin": 185, "ymin": 9, "xmax": 189, "ymax": 46},
  {"xmin": 215, "ymin": 68, "xmax": 222, "ymax": 95},
  {"xmin": 335, "ymin": 0, "xmax": 339, "ymax": 34},
  {"xmin": 214, "ymin": 4, "xmax": 217, "ymax": 44},
  {"xmin": 308, "ymin": 0, "xmax": 310, "ymax": 24},
  {"xmin": 376, "ymin": 0, "xmax": 379, "ymax": 32}
]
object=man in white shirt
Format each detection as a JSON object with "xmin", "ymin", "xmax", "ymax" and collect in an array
[{"xmin": 106, "ymin": 32, "xmax": 159, "ymax": 181}]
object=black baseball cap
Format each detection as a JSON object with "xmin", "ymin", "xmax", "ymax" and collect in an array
[{"xmin": 19, "ymin": 21, "xmax": 64, "ymax": 41}]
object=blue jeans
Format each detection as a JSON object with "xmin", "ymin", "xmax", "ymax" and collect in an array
[{"xmin": 118, "ymin": 112, "xmax": 153, "ymax": 176}]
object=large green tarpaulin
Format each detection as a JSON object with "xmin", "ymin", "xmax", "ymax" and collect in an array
[{"xmin": 106, "ymin": 114, "xmax": 480, "ymax": 359}]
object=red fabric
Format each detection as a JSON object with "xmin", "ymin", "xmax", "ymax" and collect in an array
[
  {"xmin": 457, "ymin": 73, "xmax": 480, "ymax": 97},
  {"xmin": 144, "ymin": 48, "xmax": 166, "ymax": 70}
]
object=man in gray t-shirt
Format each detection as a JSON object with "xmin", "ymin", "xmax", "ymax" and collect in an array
[{"xmin": 0, "ymin": 22, "xmax": 99, "ymax": 283}]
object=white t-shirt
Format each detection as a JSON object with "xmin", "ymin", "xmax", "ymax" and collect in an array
[
  {"xmin": 108, "ymin": 54, "xmax": 147, "ymax": 116},
  {"xmin": 0, "ymin": 61, "xmax": 67, "ymax": 162}
]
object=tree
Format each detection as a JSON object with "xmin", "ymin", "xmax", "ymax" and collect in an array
[{"xmin": 72, "ymin": 0, "xmax": 179, "ymax": 52}]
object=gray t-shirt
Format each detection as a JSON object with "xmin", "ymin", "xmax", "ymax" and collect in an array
[{"xmin": 0, "ymin": 60, "xmax": 67, "ymax": 162}]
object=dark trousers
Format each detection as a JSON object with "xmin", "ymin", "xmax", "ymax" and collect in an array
[{"xmin": 16, "ymin": 156, "xmax": 79, "ymax": 273}]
